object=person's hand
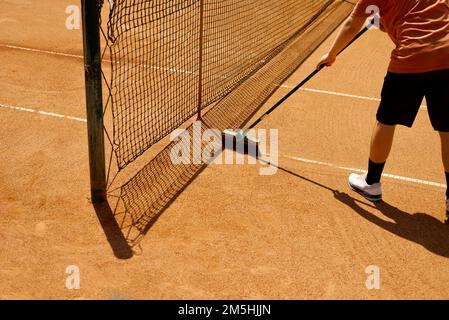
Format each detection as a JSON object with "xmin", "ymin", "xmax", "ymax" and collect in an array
[{"xmin": 316, "ymin": 52, "xmax": 336, "ymax": 70}]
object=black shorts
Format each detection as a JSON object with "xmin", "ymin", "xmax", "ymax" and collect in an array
[{"xmin": 377, "ymin": 69, "xmax": 449, "ymax": 132}]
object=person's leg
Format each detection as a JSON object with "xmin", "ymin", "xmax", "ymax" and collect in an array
[
  {"xmin": 439, "ymin": 132, "xmax": 449, "ymax": 199},
  {"xmin": 366, "ymin": 121, "xmax": 396, "ymax": 185},
  {"xmin": 349, "ymin": 72, "xmax": 422, "ymax": 201},
  {"xmin": 440, "ymin": 132, "xmax": 449, "ymax": 222},
  {"xmin": 424, "ymin": 69, "xmax": 449, "ymax": 219}
]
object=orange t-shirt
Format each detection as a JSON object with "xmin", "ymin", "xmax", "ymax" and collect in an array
[{"xmin": 351, "ymin": 0, "xmax": 449, "ymax": 73}]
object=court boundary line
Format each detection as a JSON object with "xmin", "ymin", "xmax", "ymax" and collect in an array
[
  {"xmin": 2, "ymin": 45, "xmax": 439, "ymax": 189},
  {"xmin": 1, "ymin": 100, "xmax": 444, "ymax": 190},
  {"xmin": 1, "ymin": 43, "xmax": 428, "ymax": 110},
  {"xmin": 0, "ymin": 43, "xmax": 396, "ymax": 108},
  {"xmin": 0, "ymin": 43, "xmax": 84, "ymax": 60},
  {"xmin": 285, "ymin": 155, "xmax": 446, "ymax": 189},
  {"xmin": 0, "ymin": 103, "xmax": 86, "ymax": 123},
  {"xmin": 279, "ymin": 85, "xmax": 428, "ymax": 109}
]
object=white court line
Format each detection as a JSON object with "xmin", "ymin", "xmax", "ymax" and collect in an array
[
  {"xmin": 2, "ymin": 99, "xmax": 444, "ymax": 190},
  {"xmin": 0, "ymin": 103, "xmax": 86, "ymax": 123},
  {"xmin": 286, "ymin": 155, "xmax": 446, "ymax": 189},
  {"xmin": 2, "ymin": 43, "xmax": 429, "ymax": 109},
  {"xmin": 279, "ymin": 85, "xmax": 428, "ymax": 110},
  {"xmin": 2, "ymin": 44, "xmax": 442, "ymax": 191},
  {"xmin": 0, "ymin": 43, "xmax": 196, "ymax": 75},
  {"xmin": 0, "ymin": 43, "xmax": 84, "ymax": 60}
]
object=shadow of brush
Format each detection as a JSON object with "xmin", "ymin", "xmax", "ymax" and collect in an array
[{"xmin": 334, "ymin": 191, "xmax": 449, "ymax": 258}]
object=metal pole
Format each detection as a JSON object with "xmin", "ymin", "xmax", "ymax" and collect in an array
[{"xmin": 81, "ymin": 0, "xmax": 107, "ymax": 203}]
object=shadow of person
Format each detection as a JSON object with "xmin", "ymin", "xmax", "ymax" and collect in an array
[{"xmin": 334, "ymin": 191, "xmax": 449, "ymax": 258}]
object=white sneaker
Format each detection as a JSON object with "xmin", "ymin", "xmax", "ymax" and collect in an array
[{"xmin": 348, "ymin": 173, "xmax": 382, "ymax": 202}]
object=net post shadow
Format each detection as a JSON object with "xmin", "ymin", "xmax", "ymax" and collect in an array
[{"xmin": 93, "ymin": 201, "xmax": 134, "ymax": 259}]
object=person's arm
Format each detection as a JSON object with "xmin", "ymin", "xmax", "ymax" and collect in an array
[{"xmin": 316, "ymin": 15, "xmax": 368, "ymax": 69}]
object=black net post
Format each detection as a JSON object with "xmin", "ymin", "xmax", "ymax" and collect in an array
[{"xmin": 82, "ymin": 0, "xmax": 107, "ymax": 203}]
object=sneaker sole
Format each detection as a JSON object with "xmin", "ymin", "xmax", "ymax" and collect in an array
[{"xmin": 348, "ymin": 182, "xmax": 382, "ymax": 202}]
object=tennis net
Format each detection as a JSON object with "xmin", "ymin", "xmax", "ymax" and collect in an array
[
  {"xmin": 101, "ymin": 0, "xmax": 348, "ymax": 169},
  {"xmin": 89, "ymin": 0, "xmax": 354, "ymax": 246}
]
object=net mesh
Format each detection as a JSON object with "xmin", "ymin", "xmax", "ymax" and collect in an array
[
  {"xmin": 201, "ymin": 0, "xmax": 333, "ymax": 107},
  {"xmin": 104, "ymin": 0, "xmax": 345, "ymax": 169},
  {"xmin": 106, "ymin": 0, "xmax": 201, "ymax": 168},
  {"xmin": 97, "ymin": 0, "xmax": 355, "ymax": 247}
]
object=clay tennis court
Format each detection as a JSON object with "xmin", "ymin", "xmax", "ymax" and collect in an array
[{"xmin": 1, "ymin": 0, "xmax": 448, "ymax": 300}]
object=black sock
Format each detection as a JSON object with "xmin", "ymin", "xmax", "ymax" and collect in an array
[
  {"xmin": 445, "ymin": 172, "xmax": 449, "ymax": 199},
  {"xmin": 366, "ymin": 160, "xmax": 386, "ymax": 185}
]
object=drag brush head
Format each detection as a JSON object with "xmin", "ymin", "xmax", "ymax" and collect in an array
[{"xmin": 222, "ymin": 129, "xmax": 260, "ymax": 159}]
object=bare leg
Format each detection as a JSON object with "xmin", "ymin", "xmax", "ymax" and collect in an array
[
  {"xmin": 348, "ymin": 121, "xmax": 395, "ymax": 197},
  {"xmin": 370, "ymin": 121, "xmax": 396, "ymax": 163},
  {"xmin": 364, "ymin": 121, "xmax": 396, "ymax": 185}
]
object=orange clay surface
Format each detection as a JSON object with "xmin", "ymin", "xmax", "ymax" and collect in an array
[{"xmin": 1, "ymin": 1, "xmax": 448, "ymax": 299}]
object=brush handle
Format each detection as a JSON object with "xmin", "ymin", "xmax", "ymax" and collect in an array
[{"xmin": 245, "ymin": 22, "xmax": 371, "ymax": 134}]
